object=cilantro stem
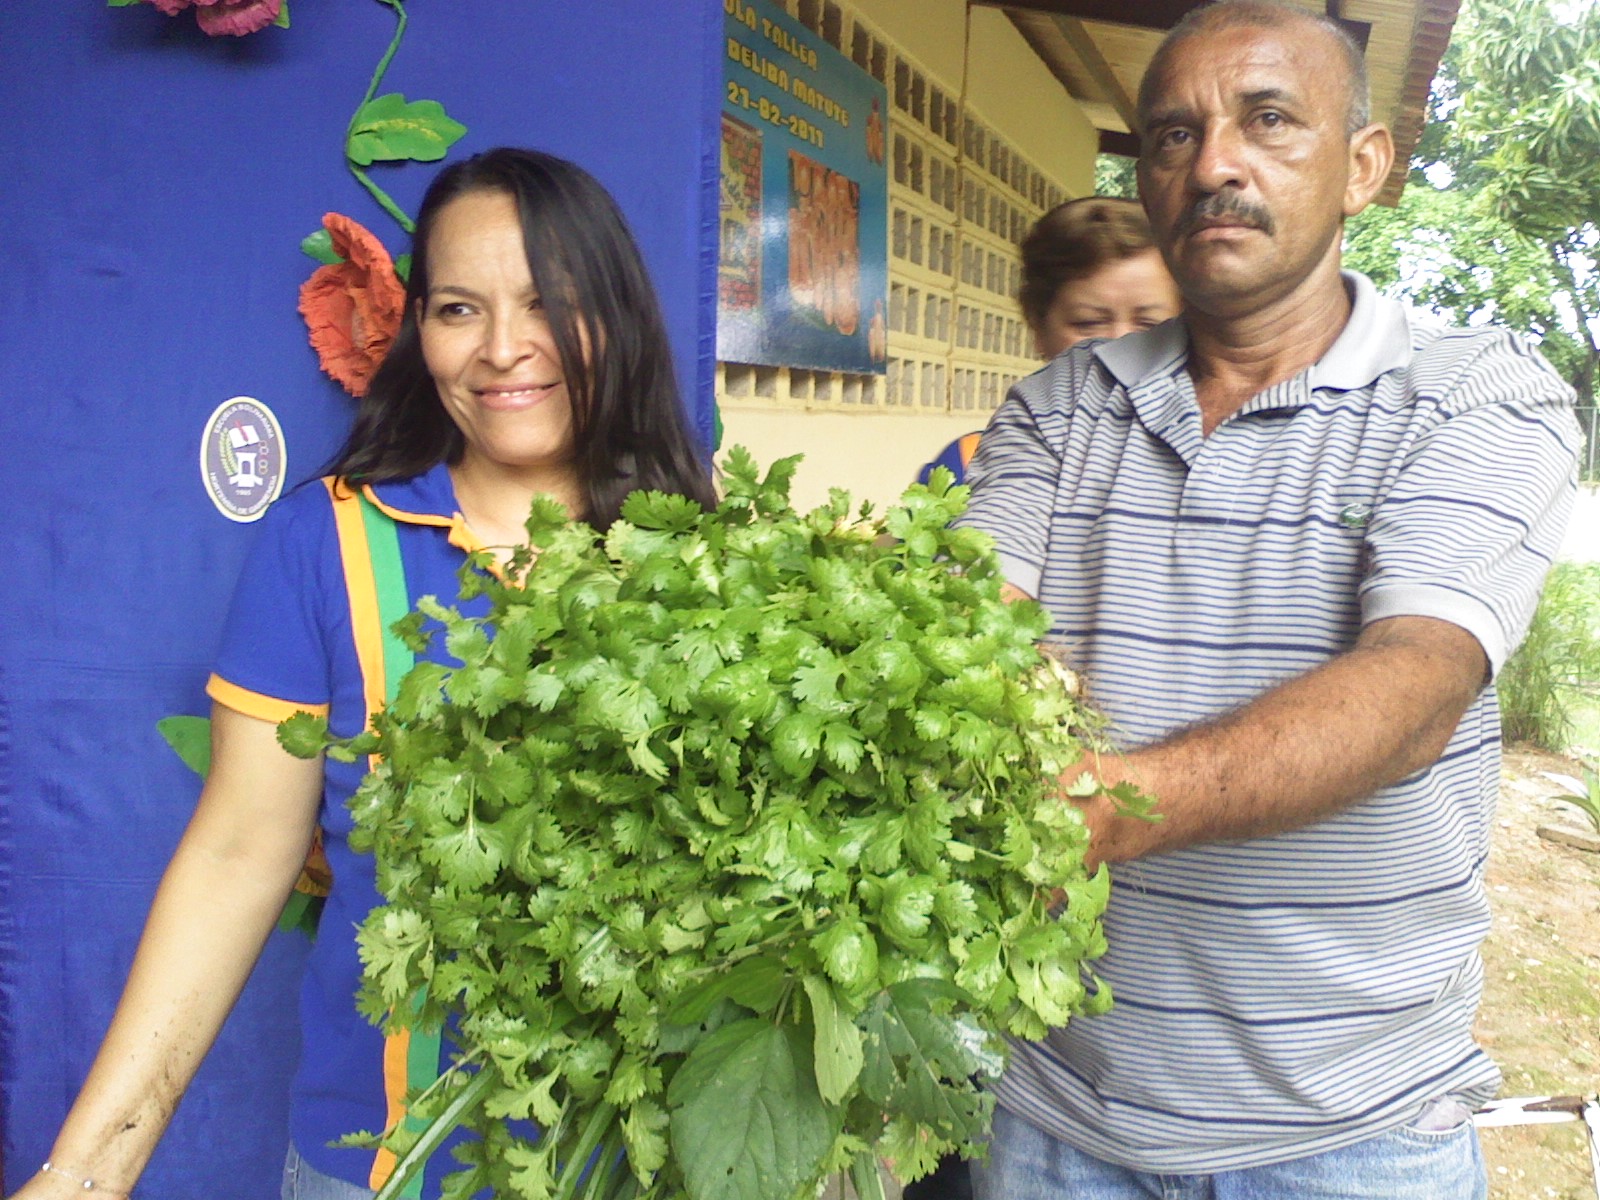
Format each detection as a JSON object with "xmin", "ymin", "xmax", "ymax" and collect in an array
[
  {"xmin": 553, "ymin": 1100, "xmax": 619, "ymax": 1199},
  {"xmin": 849, "ymin": 1154, "xmax": 888, "ymax": 1200},
  {"xmin": 576, "ymin": 1124, "xmax": 625, "ymax": 1200},
  {"xmin": 372, "ymin": 1065, "xmax": 495, "ymax": 1200},
  {"xmin": 602, "ymin": 1161, "xmax": 643, "ymax": 1200},
  {"xmin": 394, "ymin": 1043, "xmax": 478, "ymax": 1113},
  {"xmin": 679, "ymin": 919, "xmax": 801, "ymax": 983}
]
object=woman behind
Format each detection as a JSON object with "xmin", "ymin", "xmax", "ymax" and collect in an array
[
  {"xmin": 15, "ymin": 148, "xmax": 715, "ymax": 1200},
  {"xmin": 916, "ymin": 195, "xmax": 1179, "ymax": 487},
  {"xmin": 1020, "ymin": 194, "xmax": 1178, "ymax": 360}
]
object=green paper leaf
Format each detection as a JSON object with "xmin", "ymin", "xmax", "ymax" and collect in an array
[
  {"xmin": 394, "ymin": 253, "xmax": 412, "ymax": 284},
  {"xmin": 274, "ymin": 0, "xmax": 290, "ymax": 28},
  {"xmin": 157, "ymin": 715, "xmax": 212, "ymax": 778},
  {"xmin": 347, "ymin": 93, "xmax": 468, "ymax": 167},
  {"xmin": 301, "ymin": 228, "xmax": 342, "ymax": 265},
  {"xmin": 107, "ymin": 0, "xmax": 144, "ymax": 8},
  {"xmin": 276, "ymin": 889, "xmax": 325, "ymax": 939},
  {"xmin": 668, "ymin": 1020, "xmax": 834, "ymax": 1200}
]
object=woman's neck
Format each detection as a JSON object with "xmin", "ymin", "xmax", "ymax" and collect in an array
[{"xmin": 448, "ymin": 458, "xmax": 583, "ymax": 555}]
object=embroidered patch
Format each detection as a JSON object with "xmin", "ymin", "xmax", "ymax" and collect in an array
[
  {"xmin": 1338, "ymin": 502, "xmax": 1373, "ymax": 530},
  {"xmin": 200, "ymin": 396, "xmax": 286, "ymax": 522}
]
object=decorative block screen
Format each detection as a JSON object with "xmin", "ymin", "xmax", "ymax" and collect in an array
[{"xmin": 717, "ymin": 0, "xmax": 1074, "ymax": 416}]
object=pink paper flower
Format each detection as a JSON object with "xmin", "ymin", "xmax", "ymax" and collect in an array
[
  {"xmin": 299, "ymin": 214, "xmax": 407, "ymax": 399},
  {"xmin": 145, "ymin": 0, "xmax": 282, "ymax": 38},
  {"xmin": 196, "ymin": 0, "xmax": 282, "ymax": 37}
]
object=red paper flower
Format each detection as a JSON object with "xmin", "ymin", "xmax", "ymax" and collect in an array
[
  {"xmin": 196, "ymin": 0, "xmax": 281, "ymax": 37},
  {"xmin": 298, "ymin": 214, "xmax": 407, "ymax": 399},
  {"xmin": 146, "ymin": 0, "xmax": 282, "ymax": 38}
]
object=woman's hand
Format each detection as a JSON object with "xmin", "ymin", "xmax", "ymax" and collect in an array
[
  {"xmin": 8, "ymin": 1161, "xmax": 131, "ymax": 1200},
  {"xmin": 21, "ymin": 703, "xmax": 323, "ymax": 1196}
]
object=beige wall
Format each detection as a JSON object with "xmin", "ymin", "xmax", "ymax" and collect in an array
[
  {"xmin": 849, "ymin": 0, "xmax": 1099, "ymax": 196},
  {"xmin": 847, "ymin": 0, "xmax": 966, "ymax": 84},
  {"xmin": 720, "ymin": 406, "xmax": 992, "ymax": 513}
]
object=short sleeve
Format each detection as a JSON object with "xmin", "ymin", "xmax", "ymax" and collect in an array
[
  {"xmin": 1360, "ymin": 333, "xmax": 1582, "ymax": 676},
  {"xmin": 955, "ymin": 366, "xmax": 1076, "ymax": 599},
  {"xmin": 206, "ymin": 481, "xmax": 341, "ymax": 722}
]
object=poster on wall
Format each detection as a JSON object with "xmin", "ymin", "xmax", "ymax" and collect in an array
[{"xmin": 719, "ymin": 0, "xmax": 889, "ymax": 374}]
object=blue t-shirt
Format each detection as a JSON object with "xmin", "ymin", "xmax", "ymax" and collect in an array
[
  {"xmin": 209, "ymin": 462, "xmax": 488, "ymax": 1197},
  {"xmin": 916, "ymin": 430, "xmax": 984, "ymax": 487}
]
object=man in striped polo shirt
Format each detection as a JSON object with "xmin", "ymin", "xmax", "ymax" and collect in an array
[{"xmin": 959, "ymin": 4, "xmax": 1582, "ymax": 1198}]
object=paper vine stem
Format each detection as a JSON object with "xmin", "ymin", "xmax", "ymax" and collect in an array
[{"xmin": 341, "ymin": 0, "xmax": 467, "ymax": 239}]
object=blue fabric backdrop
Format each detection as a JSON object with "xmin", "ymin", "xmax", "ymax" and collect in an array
[{"xmin": 0, "ymin": 4, "xmax": 721, "ymax": 1195}]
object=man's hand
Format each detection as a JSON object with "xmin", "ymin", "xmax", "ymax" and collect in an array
[{"xmin": 1067, "ymin": 615, "xmax": 1488, "ymax": 866}]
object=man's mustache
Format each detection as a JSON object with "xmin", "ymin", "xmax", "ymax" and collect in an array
[{"xmin": 1176, "ymin": 193, "xmax": 1275, "ymax": 237}]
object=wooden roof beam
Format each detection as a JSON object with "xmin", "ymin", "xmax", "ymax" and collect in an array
[
  {"xmin": 1052, "ymin": 13, "xmax": 1141, "ymax": 132},
  {"xmin": 975, "ymin": 1, "xmax": 1368, "ymax": 46},
  {"xmin": 970, "ymin": 0, "xmax": 1208, "ymax": 30},
  {"xmin": 1099, "ymin": 129, "xmax": 1141, "ymax": 159}
]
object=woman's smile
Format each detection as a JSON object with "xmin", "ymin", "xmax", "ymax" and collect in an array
[{"xmin": 473, "ymin": 381, "xmax": 560, "ymax": 410}]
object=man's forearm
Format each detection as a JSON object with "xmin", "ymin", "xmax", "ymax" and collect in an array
[{"xmin": 1076, "ymin": 615, "xmax": 1488, "ymax": 866}]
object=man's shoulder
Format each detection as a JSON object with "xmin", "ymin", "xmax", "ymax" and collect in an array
[
  {"xmin": 1399, "ymin": 320, "xmax": 1574, "ymax": 414},
  {"xmin": 1011, "ymin": 338, "xmax": 1145, "ymax": 413}
]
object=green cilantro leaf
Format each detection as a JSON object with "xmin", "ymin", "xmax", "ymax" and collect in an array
[{"xmin": 667, "ymin": 1020, "xmax": 835, "ymax": 1200}]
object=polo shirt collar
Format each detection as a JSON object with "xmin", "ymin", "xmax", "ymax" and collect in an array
[
  {"xmin": 1094, "ymin": 315, "xmax": 1187, "ymax": 390},
  {"xmin": 1092, "ymin": 270, "xmax": 1413, "ymax": 398},
  {"xmin": 362, "ymin": 461, "xmax": 488, "ymax": 557},
  {"xmin": 366, "ymin": 461, "xmax": 459, "ymax": 523},
  {"xmin": 1306, "ymin": 271, "xmax": 1413, "ymax": 392}
]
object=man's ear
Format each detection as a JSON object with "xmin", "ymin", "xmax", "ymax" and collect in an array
[{"xmin": 1343, "ymin": 123, "xmax": 1395, "ymax": 218}]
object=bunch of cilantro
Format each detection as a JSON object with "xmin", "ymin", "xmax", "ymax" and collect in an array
[{"xmin": 282, "ymin": 449, "xmax": 1126, "ymax": 1200}]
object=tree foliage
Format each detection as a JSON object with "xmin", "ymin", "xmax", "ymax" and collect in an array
[
  {"xmin": 1344, "ymin": 0, "xmax": 1600, "ymax": 435},
  {"xmin": 1093, "ymin": 153, "xmax": 1137, "ymax": 200}
]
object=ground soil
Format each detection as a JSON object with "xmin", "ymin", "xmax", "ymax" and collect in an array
[{"xmin": 1478, "ymin": 747, "xmax": 1600, "ymax": 1200}]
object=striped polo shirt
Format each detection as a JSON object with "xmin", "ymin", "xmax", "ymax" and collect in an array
[{"xmin": 958, "ymin": 272, "xmax": 1580, "ymax": 1172}]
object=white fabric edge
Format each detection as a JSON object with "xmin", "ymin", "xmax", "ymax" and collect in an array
[
  {"xmin": 997, "ymin": 551, "xmax": 1042, "ymax": 600},
  {"xmin": 1361, "ymin": 583, "xmax": 1509, "ymax": 678}
]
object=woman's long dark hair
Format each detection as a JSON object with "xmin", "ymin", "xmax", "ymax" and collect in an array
[{"xmin": 323, "ymin": 147, "xmax": 716, "ymax": 529}]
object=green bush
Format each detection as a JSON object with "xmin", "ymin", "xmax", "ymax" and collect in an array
[{"xmin": 1499, "ymin": 561, "xmax": 1600, "ymax": 751}]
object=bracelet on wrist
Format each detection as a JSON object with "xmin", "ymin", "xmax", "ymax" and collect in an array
[{"xmin": 38, "ymin": 1161, "xmax": 129, "ymax": 1196}]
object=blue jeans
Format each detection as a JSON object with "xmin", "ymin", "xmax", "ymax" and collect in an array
[
  {"xmin": 971, "ymin": 1104, "xmax": 1488, "ymax": 1200},
  {"xmin": 281, "ymin": 1145, "xmax": 376, "ymax": 1200}
]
